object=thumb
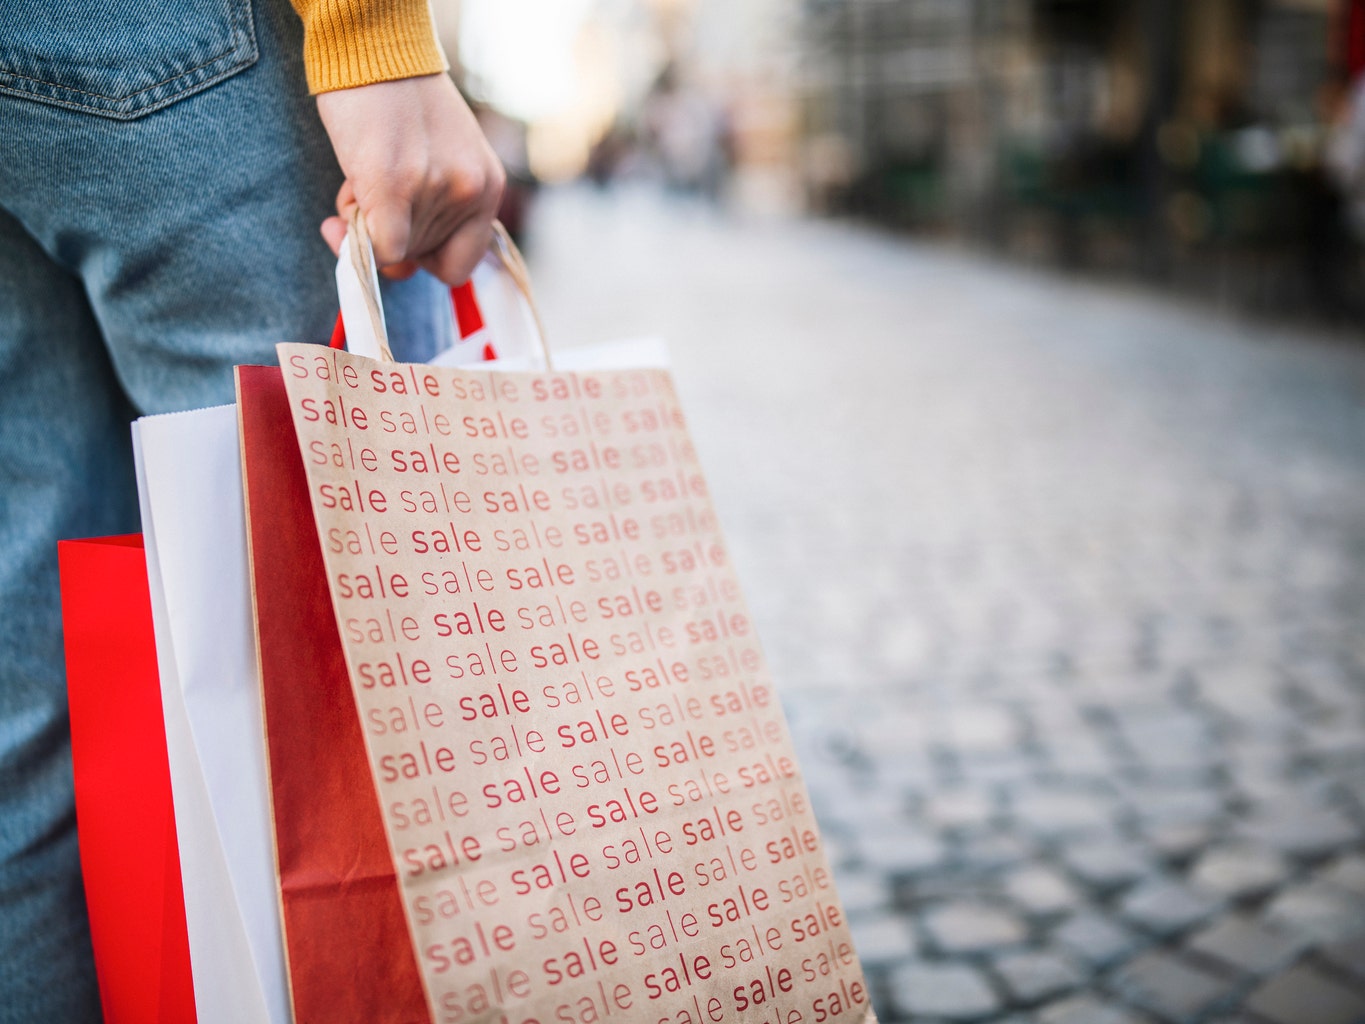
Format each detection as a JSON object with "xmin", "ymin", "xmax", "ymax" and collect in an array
[{"xmin": 320, "ymin": 216, "xmax": 347, "ymax": 257}]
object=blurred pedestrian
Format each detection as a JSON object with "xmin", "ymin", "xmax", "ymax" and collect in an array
[
  {"xmin": 0, "ymin": 1, "xmax": 503, "ymax": 1018},
  {"xmin": 1327, "ymin": 73, "xmax": 1365, "ymax": 241},
  {"xmin": 1315, "ymin": 71, "xmax": 1365, "ymax": 318},
  {"xmin": 643, "ymin": 65, "xmax": 728, "ymax": 198}
]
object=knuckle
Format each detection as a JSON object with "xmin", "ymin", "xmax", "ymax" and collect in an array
[
  {"xmin": 447, "ymin": 164, "xmax": 485, "ymax": 206},
  {"xmin": 486, "ymin": 160, "xmax": 507, "ymax": 203},
  {"xmin": 393, "ymin": 160, "xmax": 428, "ymax": 198},
  {"xmin": 445, "ymin": 154, "xmax": 505, "ymax": 209}
]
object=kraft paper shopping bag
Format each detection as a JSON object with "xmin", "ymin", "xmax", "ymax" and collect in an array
[
  {"xmin": 235, "ymin": 339, "xmax": 673, "ymax": 1024},
  {"xmin": 263, "ymin": 345, "xmax": 874, "ymax": 1022}
]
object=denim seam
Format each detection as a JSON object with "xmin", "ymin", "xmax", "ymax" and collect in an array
[
  {"xmin": 0, "ymin": 61, "xmax": 254, "ymax": 119},
  {"xmin": 0, "ymin": 50, "xmax": 240, "ymax": 102}
]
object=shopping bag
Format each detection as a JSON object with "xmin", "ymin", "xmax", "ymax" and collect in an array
[
  {"xmin": 238, "ymin": 363, "xmax": 428, "ymax": 1023},
  {"xmin": 238, "ymin": 223, "xmax": 667, "ymax": 1022},
  {"xmin": 237, "ymin": 335, "xmax": 672, "ymax": 1024},
  {"xmin": 58, "ymin": 535, "xmax": 196, "ymax": 1024},
  {"xmin": 248, "ymin": 217, "xmax": 874, "ymax": 1024},
  {"xmin": 133, "ymin": 404, "xmax": 290, "ymax": 1024},
  {"xmin": 125, "ymin": 242, "xmax": 546, "ymax": 1024}
]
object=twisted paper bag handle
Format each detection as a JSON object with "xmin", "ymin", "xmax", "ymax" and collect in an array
[{"xmin": 346, "ymin": 208, "xmax": 552, "ymax": 369}]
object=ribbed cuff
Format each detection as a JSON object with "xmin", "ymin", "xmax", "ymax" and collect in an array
[{"xmin": 294, "ymin": 0, "xmax": 449, "ymax": 93}]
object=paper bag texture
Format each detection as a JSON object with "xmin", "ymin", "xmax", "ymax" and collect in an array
[{"xmin": 271, "ymin": 343, "xmax": 872, "ymax": 1024}]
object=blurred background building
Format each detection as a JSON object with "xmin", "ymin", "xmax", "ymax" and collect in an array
[
  {"xmin": 436, "ymin": 0, "xmax": 1365, "ymax": 324},
  {"xmin": 798, "ymin": 0, "xmax": 1363, "ymax": 318}
]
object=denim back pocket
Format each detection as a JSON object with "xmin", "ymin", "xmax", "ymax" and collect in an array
[{"xmin": 0, "ymin": 0, "xmax": 257, "ymax": 120}]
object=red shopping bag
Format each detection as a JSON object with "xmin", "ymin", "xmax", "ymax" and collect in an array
[
  {"xmin": 236, "ymin": 365, "xmax": 427, "ymax": 1023},
  {"xmin": 58, "ymin": 535, "xmax": 197, "ymax": 1024}
]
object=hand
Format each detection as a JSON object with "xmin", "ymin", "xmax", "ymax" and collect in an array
[{"xmin": 316, "ymin": 74, "xmax": 506, "ymax": 284}]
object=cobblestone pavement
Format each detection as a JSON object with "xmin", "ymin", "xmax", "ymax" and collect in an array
[{"xmin": 526, "ymin": 186, "xmax": 1365, "ymax": 1023}]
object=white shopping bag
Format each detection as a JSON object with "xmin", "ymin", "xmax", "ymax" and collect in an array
[{"xmin": 133, "ymin": 404, "xmax": 287, "ymax": 1024}]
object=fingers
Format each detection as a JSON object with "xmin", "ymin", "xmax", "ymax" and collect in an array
[
  {"xmin": 322, "ymin": 210, "xmax": 418, "ymax": 277},
  {"xmin": 408, "ymin": 159, "xmax": 505, "ymax": 285},
  {"xmin": 334, "ymin": 176, "xmax": 416, "ymax": 267},
  {"xmin": 321, "ymin": 180, "xmax": 414, "ymax": 277},
  {"xmin": 363, "ymin": 198, "xmax": 415, "ymax": 268},
  {"xmin": 381, "ymin": 261, "xmax": 421, "ymax": 281},
  {"xmin": 335, "ymin": 177, "xmax": 358, "ymax": 217},
  {"xmin": 419, "ymin": 216, "xmax": 496, "ymax": 286},
  {"xmin": 350, "ymin": 179, "xmax": 502, "ymax": 285},
  {"xmin": 321, "ymin": 179, "xmax": 356, "ymax": 257}
]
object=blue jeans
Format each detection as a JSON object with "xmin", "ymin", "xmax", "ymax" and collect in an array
[{"xmin": 0, "ymin": 2, "xmax": 450, "ymax": 1018}]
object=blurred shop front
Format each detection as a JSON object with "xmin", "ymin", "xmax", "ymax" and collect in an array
[{"xmin": 796, "ymin": 0, "xmax": 1365, "ymax": 320}]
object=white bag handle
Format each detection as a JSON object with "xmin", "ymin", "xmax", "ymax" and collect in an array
[
  {"xmin": 334, "ymin": 210, "xmax": 391, "ymax": 362},
  {"xmin": 335, "ymin": 210, "xmax": 551, "ymax": 367}
]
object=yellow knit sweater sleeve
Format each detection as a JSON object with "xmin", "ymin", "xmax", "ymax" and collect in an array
[{"xmin": 289, "ymin": 0, "xmax": 449, "ymax": 94}]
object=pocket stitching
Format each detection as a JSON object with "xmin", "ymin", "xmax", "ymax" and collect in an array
[{"xmin": 0, "ymin": 47, "xmax": 245, "ymax": 103}]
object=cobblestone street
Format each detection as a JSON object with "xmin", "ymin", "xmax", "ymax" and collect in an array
[{"xmin": 526, "ymin": 186, "xmax": 1365, "ymax": 1024}]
